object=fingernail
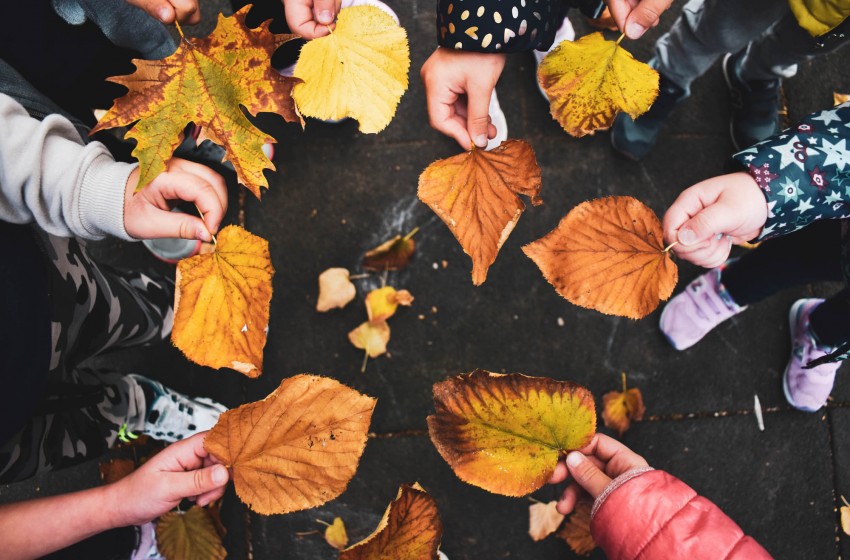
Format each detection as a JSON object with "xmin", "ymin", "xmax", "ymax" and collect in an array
[
  {"xmin": 678, "ymin": 228, "xmax": 697, "ymax": 246},
  {"xmin": 473, "ymin": 134, "xmax": 488, "ymax": 148},
  {"xmin": 626, "ymin": 22, "xmax": 646, "ymax": 39},
  {"xmin": 212, "ymin": 465, "xmax": 228, "ymax": 485},
  {"xmin": 317, "ymin": 10, "xmax": 334, "ymax": 24},
  {"xmin": 157, "ymin": 6, "xmax": 171, "ymax": 22},
  {"xmin": 197, "ymin": 227, "xmax": 211, "ymax": 242},
  {"xmin": 566, "ymin": 452, "xmax": 584, "ymax": 468}
]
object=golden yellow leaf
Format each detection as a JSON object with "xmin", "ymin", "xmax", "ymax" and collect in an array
[
  {"xmin": 835, "ymin": 92, "xmax": 850, "ymax": 106},
  {"xmin": 418, "ymin": 140, "xmax": 543, "ymax": 285},
  {"xmin": 538, "ymin": 32, "xmax": 659, "ymax": 137},
  {"xmin": 204, "ymin": 375, "xmax": 376, "ymax": 515},
  {"xmin": 339, "ymin": 483, "xmax": 443, "ymax": 560},
  {"xmin": 363, "ymin": 229, "xmax": 418, "ymax": 271},
  {"xmin": 528, "ymin": 501, "xmax": 565, "ymax": 542},
  {"xmin": 601, "ymin": 372, "xmax": 646, "ymax": 436},
  {"xmin": 172, "ymin": 225, "xmax": 273, "ymax": 377},
  {"xmin": 293, "ymin": 5, "xmax": 409, "ymax": 133},
  {"xmin": 556, "ymin": 502, "xmax": 596, "ymax": 556},
  {"xmin": 523, "ymin": 196, "xmax": 678, "ymax": 319},
  {"xmin": 428, "ymin": 369, "xmax": 596, "ymax": 497},
  {"xmin": 348, "ymin": 320, "xmax": 391, "ymax": 359},
  {"xmin": 156, "ymin": 506, "xmax": 227, "ymax": 560},
  {"xmin": 92, "ymin": 6, "xmax": 301, "ymax": 196},
  {"xmin": 317, "ymin": 268, "xmax": 357, "ymax": 312},
  {"xmin": 365, "ymin": 286, "xmax": 414, "ymax": 322},
  {"xmin": 324, "ymin": 517, "xmax": 349, "ymax": 550}
]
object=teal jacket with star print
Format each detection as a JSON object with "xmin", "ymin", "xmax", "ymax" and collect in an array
[{"xmin": 732, "ymin": 101, "xmax": 850, "ymax": 364}]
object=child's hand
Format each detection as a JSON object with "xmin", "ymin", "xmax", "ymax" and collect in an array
[
  {"xmin": 125, "ymin": 0, "xmax": 201, "ymax": 24},
  {"xmin": 421, "ymin": 48, "xmax": 506, "ymax": 151},
  {"xmin": 108, "ymin": 432, "xmax": 229, "ymax": 527},
  {"xmin": 663, "ymin": 172, "xmax": 768, "ymax": 268},
  {"xmin": 124, "ymin": 158, "xmax": 227, "ymax": 242},
  {"xmin": 283, "ymin": 0, "xmax": 342, "ymax": 39},
  {"xmin": 547, "ymin": 434, "xmax": 649, "ymax": 515},
  {"xmin": 605, "ymin": 0, "xmax": 674, "ymax": 39}
]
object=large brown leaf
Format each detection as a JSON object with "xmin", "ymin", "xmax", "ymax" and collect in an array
[
  {"xmin": 204, "ymin": 375, "xmax": 376, "ymax": 514},
  {"xmin": 523, "ymin": 196, "xmax": 677, "ymax": 319},
  {"xmin": 428, "ymin": 370, "xmax": 596, "ymax": 497},
  {"xmin": 156, "ymin": 506, "xmax": 227, "ymax": 560},
  {"xmin": 339, "ymin": 483, "xmax": 443, "ymax": 560},
  {"xmin": 418, "ymin": 140, "xmax": 542, "ymax": 285},
  {"xmin": 92, "ymin": 6, "xmax": 302, "ymax": 196}
]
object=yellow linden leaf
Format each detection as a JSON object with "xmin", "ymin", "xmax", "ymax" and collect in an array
[
  {"xmin": 428, "ymin": 369, "xmax": 596, "ymax": 497},
  {"xmin": 156, "ymin": 506, "xmax": 227, "ymax": 560},
  {"xmin": 324, "ymin": 517, "xmax": 349, "ymax": 550},
  {"xmin": 339, "ymin": 483, "xmax": 443, "ymax": 560},
  {"xmin": 172, "ymin": 225, "xmax": 274, "ymax": 377},
  {"xmin": 365, "ymin": 286, "xmax": 414, "ymax": 322},
  {"xmin": 538, "ymin": 32, "xmax": 659, "ymax": 137},
  {"xmin": 528, "ymin": 501, "xmax": 565, "ymax": 541},
  {"xmin": 317, "ymin": 268, "xmax": 357, "ymax": 312},
  {"xmin": 601, "ymin": 372, "xmax": 646, "ymax": 436},
  {"xmin": 293, "ymin": 5, "xmax": 410, "ymax": 133},
  {"xmin": 92, "ymin": 6, "xmax": 302, "ymax": 196},
  {"xmin": 204, "ymin": 375, "xmax": 376, "ymax": 515},
  {"xmin": 556, "ymin": 501, "xmax": 596, "ymax": 556},
  {"xmin": 348, "ymin": 320, "xmax": 390, "ymax": 359}
]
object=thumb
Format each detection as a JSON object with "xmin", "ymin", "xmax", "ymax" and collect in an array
[
  {"xmin": 677, "ymin": 204, "xmax": 733, "ymax": 247},
  {"xmin": 154, "ymin": 209, "xmax": 213, "ymax": 242},
  {"xmin": 313, "ymin": 0, "xmax": 337, "ymax": 25},
  {"xmin": 566, "ymin": 452, "xmax": 612, "ymax": 499},
  {"xmin": 624, "ymin": 0, "xmax": 669, "ymax": 39},
  {"xmin": 466, "ymin": 87, "xmax": 494, "ymax": 149},
  {"xmin": 172, "ymin": 464, "xmax": 229, "ymax": 500}
]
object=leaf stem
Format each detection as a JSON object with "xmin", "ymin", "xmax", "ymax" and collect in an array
[
  {"xmin": 843, "ymin": 495, "xmax": 850, "ymax": 507},
  {"xmin": 616, "ymin": 32, "xmax": 625, "ymax": 45},
  {"xmin": 315, "ymin": 519, "xmax": 331, "ymax": 527},
  {"xmin": 621, "ymin": 371, "xmax": 627, "ymax": 393},
  {"xmin": 195, "ymin": 204, "xmax": 217, "ymax": 246},
  {"xmin": 360, "ymin": 350, "xmax": 369, "ymax": 373},
  {"xmin": 663, "ymin": 241, "xmax": 678, "ymax": 253},
  {"xmin": 174, "ymin": 20, "xmax": 193, "ymax": 47},
  {"xmin": 348, "ymin": 273, "xmax": 371, "ymax": 280},
  {"xmin": 404, "ymin": 226, "xmax": 420, "ymax": 241}
]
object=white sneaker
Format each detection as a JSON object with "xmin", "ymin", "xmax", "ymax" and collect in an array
[
  {"xmin": 486, "ymin": 90, "xmax": 508, "ymax": 151},
  {"xmin": 534, "ymin": 17, "xmax": 576, "ymax": 101}
]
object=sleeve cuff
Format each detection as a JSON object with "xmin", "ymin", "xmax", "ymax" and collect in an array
[
  {"xmin": 591, "ymin": 466, "xmax": 655, "ymax": 519},
  {"xmin": 78, "ymin": 152, "xmax": 137, "ymax": 241}
]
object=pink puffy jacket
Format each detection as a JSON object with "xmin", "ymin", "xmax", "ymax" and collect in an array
[{"xmin": 590, "ymin": 468, "xmax": 773, "ymax": 560}]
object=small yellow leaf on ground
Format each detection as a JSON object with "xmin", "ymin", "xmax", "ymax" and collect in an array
[
  {"xmin": 556, "ymin": 501, "xmax": 596, "ymax": 556},
  {"xmin": 317, "ymin": 268, "xmax": 357, "ymax": 312},
  {"xmin": 538, "ymin": 32, "xmax": 659, "ymax": 137},
  {"xmin": 363, "ymin": 229, "xmax": 417, "ymax": 271},
  {"xmin": 172, "ymin": 225, "xmax": 274, "ymax": 377},
  {"xmin": 523, "ymin": 196, "xmax": 677, "ymax": 319},
  {"xmin": 293, "ymin": 5, "xmax": 410, "ymax": 133},
  {"xmin": 348, "ymin": 320, "xmax": 391, "ymax": 358},
  {"xmin": 156, "ymin": 506, "xmax": 227, "ymax": 560},
  {"xmin": 339, "ymin": 483, "xmax": 443, "ymax": 560},
  {"xmin": 601, "ymin": 372, "xmax": 646, "ymax": 436},
  {"xmin": 528, "ymin": 501, "xmax": 565, "ymax": 541},
  {"xmin": 92, "ymin": 6, "xmax": 301, "ymax": 196},
  {"xmin": 419, "ymin": 140, "xmax": 543, "ymax": 285},
  {"xmin": 428, "ymin": 369, "xmax": 596, "ymax": 497},
  {"xmin": 365, "ymin": 286, "xmax": 414, "ymax": 322},
  {"xmin": 835, "ymin": 92, "xmax": 850, "ymax": 106},
  {"xmin": 325, "ymin": 517, "xmax": 349, "ymax": 550},
  {"xmin": 204, "ymin": 375, "xmax": 376, "ymax": 515}
]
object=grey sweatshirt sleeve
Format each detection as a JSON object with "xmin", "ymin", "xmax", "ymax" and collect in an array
[{"xmin": 0, "ymin": 93, "xmax": 137, "ymax": 240}]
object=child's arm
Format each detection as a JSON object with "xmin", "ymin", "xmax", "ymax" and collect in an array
[{"xmin": 124, "ymin": 0, "xmax": 201, "ymax": 24}]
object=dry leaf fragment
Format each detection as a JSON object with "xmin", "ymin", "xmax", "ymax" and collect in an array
[
  {"xmin": 92, "ymin": 7, "xmax": 301, "ymax": 196},
  {"xmin": 528, "ymin": 501, "xmax": 565, "ymax": 541},
  {"xmin": 324, "ymin": 517, "xmax": 349, "ymax": 550},
  {"xmin": 556, "ymin": 502, "xmax": 596, "ymax": 556},
  {"xmin": 339, "ymin": 483, "xmax": 443, "ymax": 560},
  {"xmin": 365, "ymin": 286, "xmax": 414, "ymax": 322},
  {"xmin": 523, "ymin": 196, "xmax": 677, "ymax": 319},
  {"xmin": 293, "ymin": 5, "xmax": 410, "ymax": 132},
  {"xmin": 419, "ymin": 140, "xmax": 543, "ymax": 285},
  {"xmin": 362, "ymin": 228, "xmax": 418, "ymax": 271},
  {"xmin": 156, "ymin": 506, "xmax": 227, "ymax": 560},
  {"xmin": 204, "ymin": 375, "xmax": 376, "ymax": 515},
  {"xmin": 601, "ymin": 372, "xmax": 645, "ymax": 436},
  {"xmin": 538, "ymin": 32, "xmax": 659, "ymax": 137},
  {"xmin": 317, "ymin": 268, "xmax": 357, "ymax": 312},
  {"xmin": 835, "ymin": 92, "xmax": 850, "ymax": 106},
  {"xmin": 841, "ymin": 496, "xmax": 850, "ymax": 536},
  {"xmin": 428, "ymin": 370, "xmax": 596, "ymax": 497},
  {"xmin": 172, "ymin": 225, "xmax": 274, "ymax": 377}
]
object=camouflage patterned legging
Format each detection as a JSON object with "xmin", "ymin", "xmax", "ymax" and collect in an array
[{"xmin": 0, "ymin": 230, "xmax": 173, "ymax": 483}]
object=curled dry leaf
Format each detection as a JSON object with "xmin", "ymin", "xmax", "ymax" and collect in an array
[
  {"xmin": 348, "ymin": 320, "xmax": 391, "ymax": 359},
  {"xmin": 325, "ymin": 517, "xmax": 349, "ymax": 550},
  {"xmin": 204, "ymin": 375, "xmax": 376, "ymax": 515},
  {"xmin": 362, "ymin": 229, "xmax": 418, "ymax": 271},
  {"xmin": 418, "ymin": 140, "xmax": 543, "ymax": 285},
  {"xmin": 293, "ymin": 5, "xmax": 410, "ymax": 133},
  {"xmin": 523, "ymin": 196, "xmax": 678, "ymax": 319},
  {"xmin": 156, "ymin": 506, "xmax": 227, "ymax": 560},
  {"xmin": 538, "ymin": 32, "xmax": 659, "ymax": 137},
  {"xmin": 365, "ymin": 286, "xmax": 414, "ymax": 322},
  {"xmin": 601, "ymin": 372, "xmax": 645, "ymax": 436},
  {"xmin": 172, "ymin": 225, "xmax": 274, "ymax": 377},
  {"xmin": 428, "ymin": 369, "xmax": 596, "ymax": 497},
  {"xmin": 835, "ymin": 92, "xmax": 850, "ymax": 106},
  {"xmin": 317, "ymin": 268, "xmax": 357, "ymax": 312},
  {"xmin": 556, "ymin": 501, "xmax": 596, "ymax": 556},
  {"xmin": 339, "ymin": 483, "xmax": 443, "ymax": 560},
  {"xmin": 92, "ymin": 6, "xmax": 301, "ymax": 196},
  {"xmin": 528, "ymin": 501, "xmax": 565, "ymax": 542}
]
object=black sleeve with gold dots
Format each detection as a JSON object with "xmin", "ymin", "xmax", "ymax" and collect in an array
[{"xmin": 436, "ymin": 0, "xmax": 604, "ymax": 53}]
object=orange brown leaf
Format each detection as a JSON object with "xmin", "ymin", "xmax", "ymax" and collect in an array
[
  {"xmin": 528, "ymin": 500, "xmax": 565, "ymax": 541},
  {"xmin": 523, "ymin": 196, "xmax": 677, "ymax": 319},
  {"xmin": 556, "ymin": 501, "xmax": 596, "ymax": 556},
  {"xmin": 92, "ymin": 6, "xmax": 302, "ymax": 197},
  {"xmin": 428, "ymin": 370, "xmax": 596, "ymax": 497},
  {"xmin": 172, "ymin": 225, "xmax": 274, "ymax": 377},
  {"xmin": 204, "ymin": 374, "xmax": 376, "ymax": 515},
  {"xmin": 156, "ymin": 506, "xmax": 227, "ymax": 560},
  {"xmin": 362, "ymin": 229, "xmax": 417, "ymax": 271},
  {"xmin": 339, "ymin": 483, "xmax": 443, "ymax": 560},
  {"xmin": 601, "ymin": 372, "xmax": 646, "ymax": 436},
  {"xmin": 418, "ymin": 140, "xmax": 542, "ymax": 285}
]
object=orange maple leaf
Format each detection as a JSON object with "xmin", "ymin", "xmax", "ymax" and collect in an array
[
  {"xmin": 92, "ymin": 6, "xmax": 302, "ymax": 197},
  {"xmin": 601, "ymin": 372, "xmax": 646, "ymax": 436}
]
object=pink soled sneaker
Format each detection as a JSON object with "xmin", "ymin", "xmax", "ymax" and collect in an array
[
  {"xmin": 783, "ymin": 298, "xmax": 841, "ymax": 412},
  {"xmin": 659, "ymin": 268, "xmax": 746, "ymax": 350}
]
